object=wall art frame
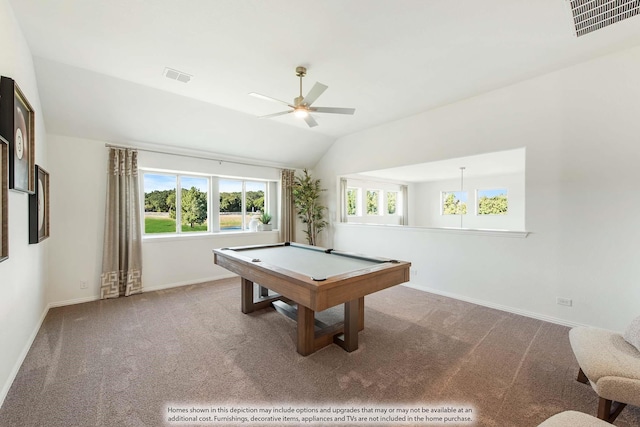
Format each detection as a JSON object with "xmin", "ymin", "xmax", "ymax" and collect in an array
[
  {"xmin": 29, "ymin": 165, "xmax": 49, "ymax": 244},
  {"xmin": 0, "ymin": 76, "xmax": 35, "ymax": 194},
  {"xmin": 0, "ymin": 135, "xmax": 8, "ymax": 261}
]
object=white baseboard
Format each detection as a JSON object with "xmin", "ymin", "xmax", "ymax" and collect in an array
[
  {"xmin": 47, "ymin": 274, "xmax": 240, "ymax": 308},
  {"xmin": 403, "ymin": 282, "xmax": 591, "ymax": 329},
  {"xmin": 143, "ymin": 273, "xmax": 238, "ymax": 293},
  {"xmin": 48, "ymin": 295, "xmax": 100, "ymax": 308}
]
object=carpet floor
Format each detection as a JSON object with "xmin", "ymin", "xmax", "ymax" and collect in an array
[{"xmin": 0, "ymin": 278, "xmax": 638, "ymax": 427}]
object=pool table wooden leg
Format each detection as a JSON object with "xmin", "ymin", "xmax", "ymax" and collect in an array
[
  {"xmin": 297, "ymin": 305, "xmax": 315, "ymax": 356},
  {"xmin": 358, "ymin": 296, "xmax": 365, "ymax": 331},
  {"xmin": 340, "ymin": 298, "xmax": 360, "ymax": 352},
  {"xmin": 241, "ymin": 278, "xmax": 254, "ymax": 314}
]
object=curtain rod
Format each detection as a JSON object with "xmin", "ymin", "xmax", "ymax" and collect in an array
[{"xmin": 104, "ymin": 143, "xmax": 291, "ymax": 170}]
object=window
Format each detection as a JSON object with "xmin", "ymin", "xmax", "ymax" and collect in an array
[
  {"xmin": 219, "ymin": 179, "xmax": 268, "ymax": 231},
  {"xmin": 347, "ymin": 188, "xmax": 360, "ymax": 216},
  {"xmin": 477, "ymin": 189, "xmax": 508, "ymax": 215},
  {"xmin": 180, "ymin": 176, "xmax": 209, "ymax": 232},
  {"xmin": 387, "ymin": 191, "xmax": 398, "ymax": 215},
  {"xmin": 144, "ymin": 173, "xmax": 177, "ymax": 234},
  {"xmin": 143, "ymin": 173, "xmax": 209, "ymax": 234},
  {"xmin": 442, "ymin": 191, "xmax": 468, "ymax": 215},
  {"xmin": 366, "ymin": 190, "xmax": 381, "ymax": 215},
  {"xmin": 219, "ymin": 179, "xmax": 242, "ymax": 230},
  {"xmin": 143, "ymin": 171, "xmax": 275, "ymax": 236},
  {"xmin": 245, "ymin": 181, "xmax": 266, "ymax": 227}
]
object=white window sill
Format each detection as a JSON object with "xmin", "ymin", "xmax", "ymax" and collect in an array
[
  {"xmin": 335, "ymin": 222, "xmax": 529, "ymax": 238},
  {"xmin": 142, "ymin": 229, "xmax": 279, "ymax": 243}
]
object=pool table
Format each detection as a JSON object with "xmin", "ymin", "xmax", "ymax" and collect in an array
[{"xmin": 212, "ymin": 242, "xmax": 411, "ymax": 356}]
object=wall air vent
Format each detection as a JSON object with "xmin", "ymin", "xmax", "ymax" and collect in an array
[
  {"xmin": 163, "ymin": 67, "xmax": 192, "ymax": 83},
  {"xmin": 567, "ymin": 0, "xmax": 640, "ymax": 37}
]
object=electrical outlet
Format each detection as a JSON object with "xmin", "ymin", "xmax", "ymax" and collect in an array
[
  {"xmin": 556, "ymin": 297, "xmax": 572, "ymax": 307},
  {"xmin": 410, "ymin": 269, "xmax": 418, "ymax": 277},
  {"xmin": 80, "ymin": 280, "xmax": 88, "ymax": 289}
]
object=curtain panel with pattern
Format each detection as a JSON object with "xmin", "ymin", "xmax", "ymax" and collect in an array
[{"xmin": 100, "ymin": 148, "xmax": 143, "ymax": 299}]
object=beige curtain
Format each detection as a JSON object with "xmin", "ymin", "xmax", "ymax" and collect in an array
[
  {"xmin": 401, "ymin": 184, "xmax": 409, "ymax": 225},
  {"xmin": 281, "ymin": 169, "xmax": 295, "ymax": 242},
  {"xmin": 100, "ymin": 148, "xmax": 143, "ymax": 299},
  {"xmin": 339, "ymin": 178, "xmax": 348, "ymax": 223}
]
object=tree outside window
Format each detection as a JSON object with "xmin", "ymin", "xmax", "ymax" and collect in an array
[
  {"xmin": 143, "ymin": 174, "xmax": 209, "ymax": 233},
  {"xmin": 245, "ymin": 181, "xmax": 266, "ymax": 227},
  {"xmin": 478, "ymin": 189, "xmax": 508, "ymax": 215},
  {"xmin": 367, "ymin": 190, "xmax": 380, "ymax": 215},
  {"xmin": 180, "ymin": 176, "xmax": 208, "ymax": 232},
  {"xmin": 387, "ymin": 191, "xmax": 398, "ymax": 215},
  {"xmin": 219, "ymin": 179, "xmax": 243, "ymax": 230},
  {"xmin": 347, "ymin": 188, "xmax": 358, "ymax": 215},
  {"xmin": 442, "ymin": 191, "xmax": 468, "ymax": 215},
  {"xmin": 143, "ymin": 173, "xmax": 177, "ymax": 234}
]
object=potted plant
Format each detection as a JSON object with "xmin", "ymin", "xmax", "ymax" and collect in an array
[
  {"xmin": 258, "ymin": 212, "xmax": 273, "ymax": 231},
  {"xmin": 291, "ymin": 169, "xmax": 327, "ymax": 246}
]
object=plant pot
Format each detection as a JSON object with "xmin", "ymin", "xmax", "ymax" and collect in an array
[{"xmin": 259, "ymin": 224, "xmax": 273, "ymax": 231}]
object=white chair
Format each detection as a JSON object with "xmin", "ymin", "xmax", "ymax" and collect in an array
[
  {"xmin": 537, "ymin": 410, "xmax": 611, "ymax": 426},
  {"xmin": 569, "ymin": 325, "xmax": 640, "ymax": 422}
]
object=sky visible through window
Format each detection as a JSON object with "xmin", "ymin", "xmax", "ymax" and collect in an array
[
  {"xmin": 446, "ymin": 191, "xmax": 468, "ymax": 202},
  {"xmin": 478, "ymin": 189, "xmax": 506, "ymax": 198},
  {"xmin": 182, "ymin": 176, "xmax": 207, "ymax": 191},
  {"xmin": 144, "ymin": 174, "xmax": 175, "ymax": 191}
]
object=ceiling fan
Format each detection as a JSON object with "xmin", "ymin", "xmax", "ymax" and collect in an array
[{"xmin": 249, "ymin": 66, "xmax": 355, "ymax": 128}]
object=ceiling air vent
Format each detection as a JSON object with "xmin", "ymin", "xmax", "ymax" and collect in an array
[
  {"xmin": 163, "ymin": 67, "xmax": 192, "ymax": 83},
  {"xmin": 567, "ymin": 0, "xmax": 640, "ymax": 37}
]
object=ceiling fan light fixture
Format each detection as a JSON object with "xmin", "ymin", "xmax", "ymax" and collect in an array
[
  {"xmin": 252, "ymin": 65, "xmax": 355, "ymax": 128},
  {"xmin": 294, "ymin": 107, "xmax": 309, "ymax": 118}
]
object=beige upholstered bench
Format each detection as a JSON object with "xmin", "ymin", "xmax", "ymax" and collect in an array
[
  {"xmin": 537, "ymin": 410, "xmax": 611, "ymax": 426},
  {"xmin": 569, "ymin": 325, "xmax": 640, "ymax": 422}
]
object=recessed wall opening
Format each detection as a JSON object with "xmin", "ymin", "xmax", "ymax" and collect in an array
[{"xmin": 339, "ymin": 147, "xmax": 526, "ymax": 231}]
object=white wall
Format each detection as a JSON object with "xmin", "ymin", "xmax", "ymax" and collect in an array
[
  {"xmin": 0, "ymin": 0, "xmax": 49, "ymax": 407},
  {"xmin": 47, "ymin": 135, "xmax": 281, "ymax": 306},
  {"xmin": 411, "ymin": 172, "xmax": 525, "ymax": 230},
  {"xmin": 314, "ymin": 44, "xmax": 640, "ymax": 332}
]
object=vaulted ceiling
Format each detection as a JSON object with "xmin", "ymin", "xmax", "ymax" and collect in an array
[{"xmin": 9, "ymin": 0, "xmax": 640, "ymax": 168}]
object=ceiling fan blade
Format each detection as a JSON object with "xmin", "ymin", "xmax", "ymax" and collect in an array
[
  {"xmin": 304, "ymin": 114, "xmax": 318, "ymax": 128},
  {"xmin": 249, "ymin": 92, "xmax": 294, "ymax": 108},
  {"xmin": 310, "ymin": 107, "xmax": 356, "ymax": 115},
  {"xmin": 301, "ymin": 82, "xmax": 328, "ymax": 107},
  {"xmin": 258, "ymin": 110, "xmax": 293, "ymax": 119}
]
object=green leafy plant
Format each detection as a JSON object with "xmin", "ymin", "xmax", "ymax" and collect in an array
[
  {"xmin": 291, "ymin": 169, "xmax": 328, "ymax": 246},
  {"xmin": 259, "ymin": 212, "xmax": 272, "ymax": 225}
]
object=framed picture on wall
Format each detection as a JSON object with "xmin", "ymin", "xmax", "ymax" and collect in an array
[
  {"xmin": 0, "ymin": 135, "xmax": 8, "ymax": 262},
  {"xmin": 0, "ymin": 76, "xmax": 35, "ymax": 194},
  {"xmin": 29, "ymin": 165, "xmax": 49, "ymax": 244}
]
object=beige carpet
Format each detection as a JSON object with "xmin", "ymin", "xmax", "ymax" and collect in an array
[{"xmin": 1, "ymin": 278, "xmax": 638, "ymax": 426}]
